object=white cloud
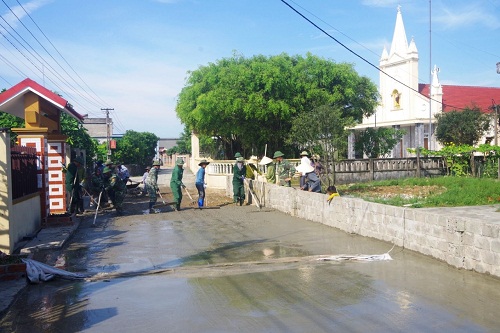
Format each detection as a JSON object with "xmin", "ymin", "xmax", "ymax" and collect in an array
[
  {"xmin": 434, "ymin": 5, "xmax": 500, "ymax": 30},
  {"xmin": 361, "ymin": 0, "xmax": 400, "ymax": 8}
]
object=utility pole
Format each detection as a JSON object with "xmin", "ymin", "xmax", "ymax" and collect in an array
[
  {"xmin": 101, "ymin": 108, "xmax": 114, "ymax": 159},
  {"xmin": 494, "ymin": 103, "xmax": 498, "ymax": 146},
  {"xmin": 428, "ymin": 0, "xmax": 433, "ymax": 151}
]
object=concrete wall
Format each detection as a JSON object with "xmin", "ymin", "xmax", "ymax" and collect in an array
[
  {"xmin": 221, "ymin": 176, "xmax": 500, "ymax": 278},
  {"xmin": 10, "ymin": 194, "xmax": 41, "ymax": 250},
  {"xmin": 0, "ymin": 131, "xmax": 42, "ymax": 254}
]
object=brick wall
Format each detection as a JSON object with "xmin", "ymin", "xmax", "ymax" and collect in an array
[{"xmin": 228, "ymin": 177, "xmax": 500, "ymax": 278}]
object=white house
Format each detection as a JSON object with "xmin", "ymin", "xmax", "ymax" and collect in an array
[{"xmin": 348, "ymin": 7, "xmax": 500, "ymax": 158}]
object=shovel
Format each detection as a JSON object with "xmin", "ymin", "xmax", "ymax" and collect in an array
[
  {"xmin": 183, "ymin": 186, "xmax": 196, "ymax": 205},
  {"xmin": 93, "ymin": 190, "xmax": 103, "ymax": 225},
  {"xmin": 157, "ymin": 188, "xmax": 166, "ymax": 205},
  {"xmin": 244, "ymin": 178, "xmax": 261, "ymax": 209}
]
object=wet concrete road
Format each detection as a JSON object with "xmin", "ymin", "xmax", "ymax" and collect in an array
[{"xmin": 2, "ymin": 203, "xmax": 500, "ymax": 332}]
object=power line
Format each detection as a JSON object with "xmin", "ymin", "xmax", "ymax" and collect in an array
[
  {"xmin": 1, "ymin": 1, "xmax": 103, "ymax": 113},
  {"xmin": 0, "ymin": 1, "xmax": 126, "ymax": 124},
  {"xmin": 279, "ymin": 0, "xmax": 468, "ymax": 112},
  {"xmin": 14, "ymin": 0, "xmax": 111, "ymax": 108}
]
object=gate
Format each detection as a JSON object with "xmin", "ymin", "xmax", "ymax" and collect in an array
[{"xmin": 11, "ymin": 146, "xmax": 38, "ymax": 200}]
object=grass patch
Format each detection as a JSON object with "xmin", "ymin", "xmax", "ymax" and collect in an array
[{"xmin": 336, "ymin": 177, "xmax": 500, "ymax": 208}]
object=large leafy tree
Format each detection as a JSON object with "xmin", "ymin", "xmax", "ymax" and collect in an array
[
  {"xmin": 355, "ymin": 127, "xmax": 406, "ymax": 158},
  {"xmin": 176, "ymin": 52, "xmax": 379, "ymax": 158},
  {"xmin": 113, "ymin": 130, "xmax": 159, "ymax": 165},
  {"xmin": 287, "ymin": 105, "xmax": 354, "ymax": 185},
  {"xmin": 60, "ymin": 112, "xmax": 98, "ymax": 166},
  {"xmin": 435, "ymin": 107, "xmax": 491, "ymax": 146}
]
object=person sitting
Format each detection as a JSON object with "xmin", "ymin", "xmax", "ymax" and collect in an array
[
  {"xmin": 326, "ymin": 185, "xmax": 340, "ymax": 205},
  {"xmin": 299, "ymin": 151, "xmax": 312, "ymax": 189},
  {"xmin": 297, "ymin": 160, "xmax": 321, "ymax": 193}
]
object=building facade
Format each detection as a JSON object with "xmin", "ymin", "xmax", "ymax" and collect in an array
[{"xmin": 349, "ymin": 7, "xmax": 500, "ymax": 158}]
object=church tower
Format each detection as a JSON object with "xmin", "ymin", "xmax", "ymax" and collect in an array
[
  {"xmin": 378, "ymin": 5, "xmax": 419, "ymax": 125},
  {"xmin": 349, "ymin": 6, "xmax": 440, "ymax": 158}
]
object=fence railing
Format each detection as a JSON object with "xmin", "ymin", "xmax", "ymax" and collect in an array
[
  {"xmin": 206, "ymin": 157, "xmax": 447, "ymax": 184},
  {"xmin": 11, "ymin": 146, "xmax": 38, "ymax": 200}
]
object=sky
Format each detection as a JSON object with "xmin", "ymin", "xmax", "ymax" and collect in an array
[{"xmin": 1, "ymin": 0, "xmax": 499, "ymax": 138}]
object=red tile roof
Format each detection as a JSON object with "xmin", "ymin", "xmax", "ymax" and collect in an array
[
  {"xmin": 419, "ymin": 84, "xmax": 500, "ymax": 113},
  {"xmin": 0, "ymin": 78, "xmax": 84, "ymax": 121}
]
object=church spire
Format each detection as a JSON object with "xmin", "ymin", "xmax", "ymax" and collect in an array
[{"xmin": 389, "ymin": 5, "xmax": 408, "ymax": 58}]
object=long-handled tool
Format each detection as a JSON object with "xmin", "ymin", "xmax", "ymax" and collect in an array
[
  {"xmin": 244, "ymin": 178, "xmax": 261, "ymax": 209},
  {"xmin": 183, "ymin": 186, "xmax": 196, "ymax": 205},
  {"xmin": 93, "ymin": 190, "xmax": 103, "ymax": 225},
  {"xmin": 157, "ymin": 188, "xmax": 166, "ymax": 205},
  {"xmin": 152, "ymin": 189, "xmax": 177, "ymax": 209},
  {"xmin": 68, "ymin": 172, "xmax": 78, "ymax": 215}
]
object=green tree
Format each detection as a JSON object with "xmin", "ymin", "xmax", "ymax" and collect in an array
[
  {"xmin": 60, "ymin": 112, "xmax": 98, "ymax": 166},
  {"xmin": 0, "ymin": 111, "xmax": 24, "ymax": 145},
  {"xmin": 176, "ymin": 52, "xmax": 379, "ymax": 158},
  {"xmin": 355, "ymin": 127, "xmax": 406, "ymax": 158},
  {"xmin": 435, "ymin": 107, "xmax": 491, "ymax": 146},
  {"xmin": 287, "ymin": 105, "xmax": 355, "ymax": 185},
  {"xmin": 113, "ymin": 130, "xmax": 159, "ymax": 165},
  {"xmin": 0, "ymin": 88, "xmax": 25, "ymax": 144}
]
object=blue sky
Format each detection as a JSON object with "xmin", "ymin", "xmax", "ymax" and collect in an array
[{"xmin": 1, "ymin": 0, "xmax": 499, "ymax": 138}]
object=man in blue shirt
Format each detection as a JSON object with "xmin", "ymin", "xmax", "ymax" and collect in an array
[{"xmin": 195, "ymin": 159, "xmax": 210, "ymax": 208}]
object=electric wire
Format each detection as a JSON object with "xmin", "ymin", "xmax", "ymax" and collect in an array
[
  {"xmin": 1, "ymin": 0, "xmax": 102, "ymax": 115},
  {"xmin": 14, "ymin": 0, "xmax": 111, "ymax": 109},
  {"xmin": 0, "ymin": 1, "xmax": 126, "ymax": 127},
  {"xmin": 0, "ymin": 20, "xmax": 98, "ymax": 115},
  {"xmin": 280, "ymin": 0, "xmax": 470, "ymax": 112},
  {"xmin": 287, "ymin": 0, "xmax": 428, "ymax": 102}
]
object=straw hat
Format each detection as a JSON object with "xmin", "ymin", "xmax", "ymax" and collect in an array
[
  {"xmin": 259, "ymin": 156, "xmax": 273, "ymax": 165},
  {"xmin": 300, "ymin": 151, "xmax": 309, "ymax": 156},
  {"xmin": 247, "ymin": 155, "xmax": 259, "ymax": 164},
  {"xmin": 198, "ymin": 159, "xmax": 210, "ymax": 166}
]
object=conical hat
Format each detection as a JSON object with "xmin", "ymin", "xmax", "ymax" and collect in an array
[
  {"xmin": 296, "ymin": 162, "xmax": 314, "ymax": 174},
  {"xmin": 259, "ymin": 156, "xmax": 273, "ymax": 165}
]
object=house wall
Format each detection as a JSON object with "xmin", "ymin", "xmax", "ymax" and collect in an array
[
  {"xmin": 0, "ymin": 131, "xmax": 41, "ymax": 254},
  {"xmin": 219, "ymin": 176, "xmax": 500, "ymax": 278}
]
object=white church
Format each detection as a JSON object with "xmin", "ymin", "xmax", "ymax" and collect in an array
[{"xmin": 348, "ymin": 7, "xmax": 500, "ymax": 158}]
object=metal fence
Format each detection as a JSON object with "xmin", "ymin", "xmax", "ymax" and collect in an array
[{"xmin": 11, "ymin": 146, "xmax": 38, "ymax": 200}]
